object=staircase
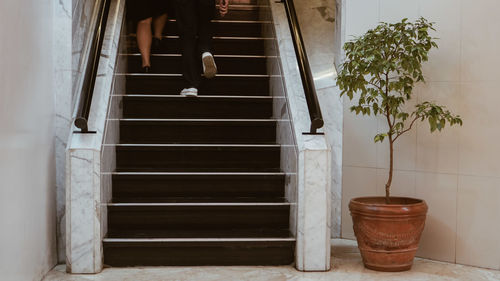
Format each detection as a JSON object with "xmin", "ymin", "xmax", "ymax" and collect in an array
[{"xmin": 102, "ymin": 0, "xmax": 295, "ymax": 266}]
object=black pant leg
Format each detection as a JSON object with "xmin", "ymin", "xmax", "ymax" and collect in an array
[
  {"xmin": 197, "ymin": 0, "xmax": 215, "ymax": 54},
  {"xmin": 174, "ymin": 0, "xmax": 200, "ymax": 88}
]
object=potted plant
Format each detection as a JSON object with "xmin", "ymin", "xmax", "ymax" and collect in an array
[{"xmin": 336, "ymin": 18, "xmax": 463, "ymax": 272}]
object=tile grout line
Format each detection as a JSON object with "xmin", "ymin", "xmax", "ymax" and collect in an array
[{"xmin": 455, "ymin": 0, "xmax": 464, "ymax": 264}]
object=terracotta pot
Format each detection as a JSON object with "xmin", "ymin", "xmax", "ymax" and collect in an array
[{"xmin": 349, "ymin": 197, "xmax": 428, "ymax": 272}]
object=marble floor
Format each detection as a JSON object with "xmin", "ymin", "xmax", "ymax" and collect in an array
[{"xmin": 43, "ymin": 240, "xmax": 500, "ymax": 281}]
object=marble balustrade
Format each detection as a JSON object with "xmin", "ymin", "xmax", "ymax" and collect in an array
[
  {"xmin": 268, "ymin": 0, "xmax": 333, "ymax": 272},
  {"xmin": 293, "ymin": 0, "xmax": 342, "ymax": 239},
  {"xmin": 56, "ymin": 0, "xmax": 101, "ymax": 264},
  {"xmin": 66, "ymin": 0, "xmax": 125, "ymax": 273}
]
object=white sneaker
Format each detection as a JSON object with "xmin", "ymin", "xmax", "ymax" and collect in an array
[
  {"xmin": 180, "ymin": 87, "xmax": 198, "ymax": 97},
  {"xmin": 202, "ymin": 52, "xmax": 217, "ymax": 79}
]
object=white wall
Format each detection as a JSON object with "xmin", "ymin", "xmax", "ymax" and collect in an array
[
  {"xmin": 0, "ymin": 0, "xmax": 58, "ymax": 280},
  {"xmin": 338, "ymin": 0, "xmax": 500, "ymax": 270}
]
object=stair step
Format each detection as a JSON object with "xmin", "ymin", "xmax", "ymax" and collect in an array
[
  {"xmin": 164, "ymin": 20, "xmax": 272, "ymax": 37},
  {"xmin": 115, "ymin": 144, "xmax": 281, "ymax": 172},
  {"xmin": 122, "ymin": 95, "xmax": 273, "ymax": 119},
  {"xmin": 126, "ymin": 36, "xmax": 274, "ymax": 55},
  {"xmin": 119, "ymin": 120, "xmax": 276, "ymax": 144},
  {"xmin": 103, "ymin": 239, "xmax": 294, "ymax": 266},
  {"xmin": 112, "ymin": 197, "xmax": 286, "ymax": 203},
  {"xmin": 124, "ymin": 54, "xmax": 274, "ymax": 75},
  {"xmin": 226, "ymin": 0, "xmax": 263, "ymax": 5},
  {"xmin": 214, "ymin": 5, "xmax": 271, "ymax": 21},
  {"xmin": 106, "ymin": 228, "xmax": 291, "ymax": 239},
  {"xmin": 107, "ymin": 203, "xmax": 290, "ymax": 233},
  {"xmin": 112, "ymin": 173, "xmax": 285, "ymax": 201},
  {"xmin": 124, "ymin": 74, "xmax": 270, "ymax": 96}
]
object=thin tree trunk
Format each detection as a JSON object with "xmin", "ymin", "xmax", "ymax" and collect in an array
[{"xmin": 385, "ymin": 138, "xmax": 394, "ymax": 204}]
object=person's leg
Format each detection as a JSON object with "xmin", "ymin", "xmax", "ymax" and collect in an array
[
  {"xmin": 198, "ymin": 0, "xmax": 215, "ymax": 54},
  {"xmin": 153, "ymin": 13, "xmax": 168, "ymax": 39},
  {"xmin": 174, "ymin": 0, "xmax": 201, "ymax": 90},
  {"xmin": 136, "ymin": 17, "xmax": 153, "ymax": 68},
  {"xmin": 198, "ymin": 0, "xmax": 217, "ymax": 78},
  {"xmin": 152, "ymin": 13, "xmax": 168, "ymax": 53}
]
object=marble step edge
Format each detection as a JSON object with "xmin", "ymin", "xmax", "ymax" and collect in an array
[
  {"xmin": 116, "ymin": 94, "xmax": 282, "ymax": 99},
  {"xmin": 214, "ymin": 4, "xmax": 271, "ymax": 8},
  {"xmin": 114, "ymin": 118, "xmax": 279, "ymax": 122},
  {"xmin": 107, "ymin": 202, "xmax": 292, "ymax": 207},
  {"xmin": 167, "ymin": 19, "xmax": 272, "ymax": 24},
  {"xmin": 106, "ymin": 144, "xmax": 282, "ymax": 147},
  {"xmin": 119, "ymin": 73, "xmax": 277, "ymax": 77},
  {"xmin": 121, "ymin": 54, "xmax": 276, "ymax": 58},
  {"xmin": 103, "ymin": 237, "xmax": 295, "ymax": 243},
  {"xmin": 124, "ymin": 35, "xmax": 275, "ymax": 40},
  {"xmin": 105, "ymin": 172, "xmax": 287, "ymax": 175}
]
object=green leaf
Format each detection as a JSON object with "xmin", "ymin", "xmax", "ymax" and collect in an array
[{"xmin": 374, "ymin": 133, "xmax": 387, "ymax": 143}]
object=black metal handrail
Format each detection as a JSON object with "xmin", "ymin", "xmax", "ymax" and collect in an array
[
  {"xmin": 281, "ymin": 0, "xmax": 324, "ymax": 135},
  {"xmin": 74, "ymin": 0, "xmax": 112, "ymax": 133}
]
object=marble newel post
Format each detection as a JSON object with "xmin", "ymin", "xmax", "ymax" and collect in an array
[
  {"xmin": 296, "ymin": 136, "xmax": 332, "ymax": 271},
  {"xmin": 66, "ymin": 137, "xmax": 103, "ymax": 273}
]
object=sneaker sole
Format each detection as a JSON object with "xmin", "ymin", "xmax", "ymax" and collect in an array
[
  {"xmin": 181, "ymin": 91, "xmax": 198, "ymax": 98},
  {"xmin": 202, "ymin": 55, "xmax": 217, "ymax": 79}
]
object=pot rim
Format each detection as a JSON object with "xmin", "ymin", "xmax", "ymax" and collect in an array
[{"xmin": 350, "ymin": 196, "xmax": 426, "ymax": 207}]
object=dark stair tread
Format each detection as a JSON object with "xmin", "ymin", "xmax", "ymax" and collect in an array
[
  {"xmin": 222, "ymin": 0, "xmax": 263, "ymax": 5},
  {"xmin": 123, "ymin": 54, "xmax": 273, "ymax": 75},
  {"xmin": 103, "ymin": 240, "xmax": 295, "ymax": 266},
  {"xmin": 119, "ymin": 120, "xmax": 277, "ymax": 144},
  {"xmin": 125, "ymin": 37, "xmax": 274, "ymax": 55},
  {"xmin": 115, "ymin": 145, "xmax": 281, "ymax": 172},
  {"xmin": 122, "ymin": 96, "xmax": 273, "ymax": 119},
  {"xmin": 112, "ymin": 173, "xmax": 285, "ymax": 199},
  {"xmin": 107, "ymin": 204, "xmax": 290, "ymax": 231},
  {"xmin": 111, "ymin": 197, "xmax": 287, "ymax": 203},
  {"xmin": 106, "ymin": 229, "xmax": 292, "ymax": 238},
  {"xmin": 125, "ymin": 74, "xmax": 270, "ymax": 96},
  {"xmin": 213, "ymin": 6, "xmax": 271, "ymax": 21},
  {"xmin": 163, "ymin": 21, "xmax": 272, "ymax": 37}
]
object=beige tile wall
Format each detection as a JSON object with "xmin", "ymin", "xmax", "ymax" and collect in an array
[{"xmin": 339, "ymin": 0, "xmax": 500, "ymax": 269}]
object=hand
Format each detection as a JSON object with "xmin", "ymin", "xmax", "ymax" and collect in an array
[{"xmin": 218, "ymin": 0, "xmax": 229, "ymax": 17}]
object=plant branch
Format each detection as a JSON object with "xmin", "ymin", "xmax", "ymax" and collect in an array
[
  {"xmin": 393, "ymin": 115, "xmax": 419, "ymax": 141},
  {"xmin": 385, "ymin": 134, "xmax": 394, "ymax": 204},
  {"xmin": 367, "ymin": 81, "xmax": 383, "ymax": 91},
  {"xmin": 384, "ymin": 73, "xmax": 394, "ymax": 129}
]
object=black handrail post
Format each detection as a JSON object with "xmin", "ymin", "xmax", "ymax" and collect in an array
[
  {"xmin": 73, "ymin": 0, "xmax": 111, "ymax": 134},
  {"xmin": 74, "ymin": 117, "xmax": 89, "ymax": 133},
  {"xmin": 280, "ymin": 0, "xmax": 324, "ymax": 135}
]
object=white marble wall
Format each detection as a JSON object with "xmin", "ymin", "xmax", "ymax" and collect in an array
[
  {"xmin": 269, "ymin": 1, "xmax": 332, "ymax": 271},
  {"xmin": 54, "ymin": 0, "xmax": 73, "ymax": 264},
  {"xmin": 66, "ymin": 0, "xmax": 125, "ymax": 273},
  {"xmin": 337, "ymin": 0, "xmax": 500, "ymax": 270}
]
